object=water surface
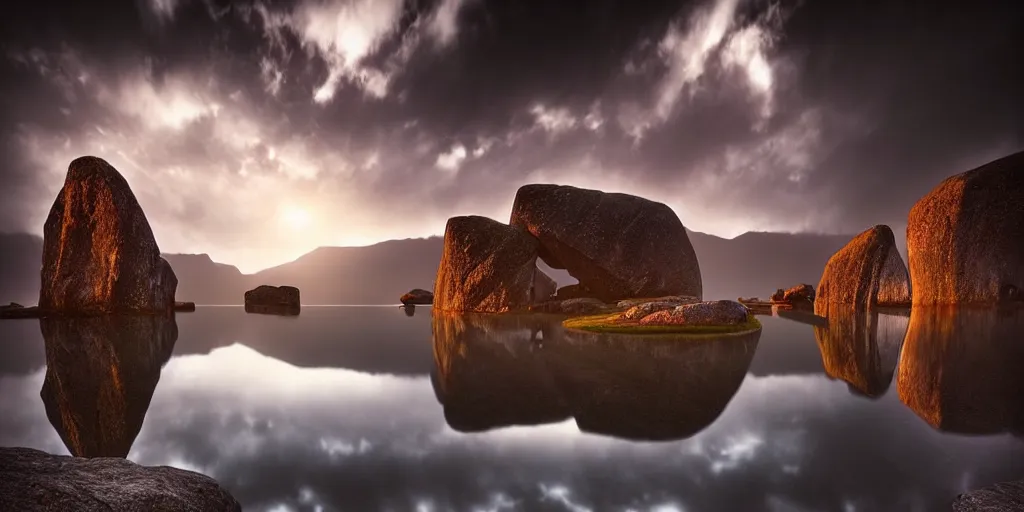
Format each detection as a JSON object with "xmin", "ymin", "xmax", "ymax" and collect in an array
[{"xmin": 1, "ymin": 305, "xmax": 1022, "ymax": 512}]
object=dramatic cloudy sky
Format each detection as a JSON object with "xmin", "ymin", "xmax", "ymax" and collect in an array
[{"xmin": 0, "ymin": 0, "xmax": 1021, "ymax": 272}]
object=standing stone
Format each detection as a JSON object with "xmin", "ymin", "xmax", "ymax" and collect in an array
[
  {"xmin": 434, "ymin": 216, "xmax": 540, "ymax": 313},
  {"xmin": 39, "ymin": 156, "xmax": 177, "ymax": 314},
  {"xmin": 509, "ymin": 184, "xmax": 702, "ymax": 302},
  {"xmin": 815, "ymin": 225, "xmax": 911, "ymax": 316},
  {"xmin": 531, "ymin": 267, "xmax": 557, "ymax": 303},
  {"xmin": 907, "ymin": 150, "xmax": 1024, "ymax": 305}
]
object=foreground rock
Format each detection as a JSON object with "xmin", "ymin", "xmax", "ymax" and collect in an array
[
  {"xmin": 815, "ymin": 225, "xmax": 911, "ymax": 316},
  {"xmin": 39, "ymin": 156, "xmax": 177, "ymax": 315},
  {"xmin": 400, "ymin": 288, "xmax": 434, "ymax": 305},
  {"xmin": 434, "ymin": 216, "xmax": 545, "ymax": 313},
  {"xmin": 907, "ymin": 150, "xmax": 1024, "ymax": 305},
  {"xmin": 244, "ymin": 285, "xmax": 300, "ymax": 315},
  {"xmin": 0, "ymin": 447, "xmax": 240, "ymax": 511},
  {"xmin": 953, "ymin": 479, "xmax": 1024, "ymax": 511},
  {"xmin": 639, "ymin": 300, "xmax": 750, "ymax": 326},
  {"xmin": 510, "ymin": 184, "xmax": 702, "ymax": 302}
]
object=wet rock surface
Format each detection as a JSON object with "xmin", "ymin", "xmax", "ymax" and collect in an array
[{"xmin": 0, "ymin": 447, "xmax": 241, "ymax": 511}]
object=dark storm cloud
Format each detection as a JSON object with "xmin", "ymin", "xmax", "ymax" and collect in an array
[{"xmin": 0, "ymin": 0, "xmax": 1020, "ymax": 270}]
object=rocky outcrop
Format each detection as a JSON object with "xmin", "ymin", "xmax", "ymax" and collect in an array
[
  {"xmin": 433, "ymin": 216, "xmax": 543, "ymax": 313},
  {"xmin": 244, "ymin": 285, "xmax": 300, "ymax": 315},
  {"xmin": 620, "ymin": 301, "xmax": 683, "ymax": 321},
  {"xmin": 0, "ymin": 447, "xmax": 240, "ymax": 511},
  {"xmin": 40, "ymin": 315, "xmax": 177, "ymax": 458},
  {"xmin": 896, "ymin": 307, "xmax": 1024, "ymax": 434},
  {"xmin": 639, "ymin": 300, "xmax": 750, "ymax": 326},
  {"xmin": 400, "ymin": 288, "xmax": 434, "ymax": 305},
  {"xmin": 815, "ymin": 225, "xmax": 911, "ymax": 316},
  {"xmin": 953, "ymin": 479, "xmax": 1024, "ymax": 512},
  {"xmin": 39, "ymin": 156, "xmax": 177, "ymax": 314},
  {"xmin": 813, "ymin": 307, "xmax": 907, "ymax": 398},
  {"xmin": 510, "ymin": 184, "xmax": 702, "ymax": 302},
  {"xmin": 907, "ymin": 150, "xmax": 1024, "ymax": 305}
]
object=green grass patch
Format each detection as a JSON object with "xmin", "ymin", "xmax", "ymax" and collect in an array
[{"xmin": 563, "ymin": 312, "xmax": 762, "ymax": 336}]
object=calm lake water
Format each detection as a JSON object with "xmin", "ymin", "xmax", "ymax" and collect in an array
[{"xmin": 1, "ymin": 306, "xmax": 1023, "ymax": 512}]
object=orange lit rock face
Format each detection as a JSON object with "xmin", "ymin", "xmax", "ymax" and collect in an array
[
  {"xmin": 815, "ymin": 225, "xmax": 910, "ymax": 316},
  {"xmin": 510, "ymin": 184, "xmax": 702, "ymax": 302},
  {"xmin": 39, "ymin": 156, "xmax": 177, "ymax": 314},
  {"xmin": 906, "ymin": 150, "xmax": 1024, "ymax": 306},
  {"xmin": 433, "ymin": 216, "xmax": 542, "ymax": 313}
]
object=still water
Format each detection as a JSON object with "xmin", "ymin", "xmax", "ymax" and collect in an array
[{"xmin": 0, "ymin": 306, "xmax": 1022, "ymax": 512}]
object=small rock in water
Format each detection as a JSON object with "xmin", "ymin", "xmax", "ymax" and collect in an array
[
  {"xmin": 244, "ymin": 285, "xmax": 301, "ymax": 315},
  {"xmin": 400, "ymin": 288, "xmax": 434, "ymax": 305},
  {"xmin": 639, "ymin": 300, "xmax": 750, "ymax": 326},
  {"xmin": 174, "ymin": 301, "xmax": 196, "ymax": 312}
]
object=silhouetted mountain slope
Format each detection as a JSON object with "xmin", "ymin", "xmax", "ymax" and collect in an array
[
  {"xmin": 689, "ymin": 230, "xmax": 852, "ymax": 300},
  {"xmin": 0, "ymin": 230, "xmax": 853, "ymax": 305}
]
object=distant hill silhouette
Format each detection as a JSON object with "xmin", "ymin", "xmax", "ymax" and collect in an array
[{"xmin": 0, "ymin": 230, "xmax": 854, "ymax": 305}]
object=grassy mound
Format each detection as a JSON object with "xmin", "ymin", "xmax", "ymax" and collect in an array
[{"xmin": 563, "ymin": 312, "xmax": 762, "ymax": 336}]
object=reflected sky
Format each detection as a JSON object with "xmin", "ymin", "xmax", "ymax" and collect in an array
[{"xmin": 1, "ymin": 306, "xmax": 1023, "ymax": 512}]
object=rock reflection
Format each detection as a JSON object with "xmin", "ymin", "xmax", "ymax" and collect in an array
[
  {"xmin": 897, "ymin": 307, "xmax": 1024, "ymax": 434},
  {"xmin": 39, "ymin": 314, "xmax": 178, "ymax": 457},
  {"xmin": 432, "ymin": 312, "xmax": 760, "ymax": 441},
  {"xmin": 814, "ymin": 308, "xmax": 908, "ymax": 398}
]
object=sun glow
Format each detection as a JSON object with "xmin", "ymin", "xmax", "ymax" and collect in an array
[{"xmin": 279, "ymin": 205, "xmax": 313, "ymax": 230}]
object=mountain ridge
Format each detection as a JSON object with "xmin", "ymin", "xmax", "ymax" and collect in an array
[{"xmin": 0, "ymin": 230, "xmax": 858, "ymax": 305}]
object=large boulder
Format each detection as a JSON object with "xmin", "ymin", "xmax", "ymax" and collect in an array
[
  {"xmin": 244, "ymin": 285, "xmax": 300, "ymax": 315},
  {"xmin": 907, "ymin": 150, "xmax": 1024, "ymax": 305},
  {"xmin": 0, "ymin": 447, "xmax": 240, "ymax": 511},
  {"xmin": 509, "ymin": 184, "xmax": 702, "ymax": 302},
  {"xmin": 434, "ymin": 216, "xmax": 543, "ymax": 313},
  {"xmin": 39, "ymin": 156, "xmax": 177, "ymax": 314},
  {"xmin": 815, "ymin": 225, "xmax": 911, "ymax": 316}
]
